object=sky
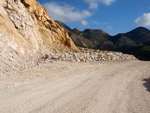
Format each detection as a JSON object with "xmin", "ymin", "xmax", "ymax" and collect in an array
[{"xmin": 37, "ymin": 0, "xmax": 150, "ymax": 35}]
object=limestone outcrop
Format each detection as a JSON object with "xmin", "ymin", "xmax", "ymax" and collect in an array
[
  {"xmin": 21, "ymin": 0, "xmax": 77, "ymax": 51},
  {"xmin": 0, "ymin": 0, "xmax": 77, "ymax": 56},
  {"xmin": 0, "ymin": 0, "xmax": 78, "ymax": 74}
]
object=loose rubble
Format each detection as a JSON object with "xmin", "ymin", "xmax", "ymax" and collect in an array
[
  {"xmin": 42, "ymin": 51, "xmax": 137, "ymax": 63},
  {"xmin": 0, "ymin": 47, "xmax": 137, "ymax": 75}
]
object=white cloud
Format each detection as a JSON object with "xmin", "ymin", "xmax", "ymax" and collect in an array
[
  {"xmin": 42, "ymin": 2, "xmax": 92, "ymax": 22},
  {"xmin": 107, "ymin": 26, "xmax": 113, "ymax": 30},
  {"xmin": 84, "ymin": 0, "xmax": 116, "ymax": 6},
  {"xmin": 89, "ymin": 2, "xmax": 98, "ymax": 9},
  {"xmin": 135, "ymin": 13, "xmax": 150, "ymax": 27},
  {"xmin": 81, "ymin": 20, "xmax": 88, "ymax": 26},
  {"xmin": 92, "ymin": 21, "xmax": 108, "ymax": 25}
]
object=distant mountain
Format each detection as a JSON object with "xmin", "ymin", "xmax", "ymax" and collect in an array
[
  {"xmin": 125, "ymin": 27, "xmax": 150, "ymax": 43},
  {"xmin": 55, "ymin": 21, "xmax": 150, "ymax": 60},
  {"xmin": 81, "ymin": 29, "xmax": 114, "ymax": 50},
  {"xmin": 110, "ymin": 27, "xmax": 150, "ymax": 60},
  {"xmin": 55, "ymin": 21, "xmax": 113, "ymax": 49},
  {"xmin": 72, "ymin": 28, "xmax": 81, "ymax": 35},
  {"xmin": 111, "ymin": 27, "xmax": 150, "ymax": 47},
  {"xmin": 55, "ymin": 21, "xmax": 95, "ymax": 48},
  {"xmin": 82, "ymin": 29, "xmax": 110, "ymax": 44},
  {"xmin": 115, "ymin": 35, "xmax": 136, "ymax": 47}
]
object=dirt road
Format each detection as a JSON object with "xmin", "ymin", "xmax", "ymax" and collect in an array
[{"xmin": 0, "ymin": 60, "xmax": 150, "ymax": 113}]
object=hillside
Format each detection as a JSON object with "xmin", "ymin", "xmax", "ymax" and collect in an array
[
  {"xmin": 125, "ymin": 27, "xmax": 150, "ymax": 43},
  {"xmin": 56, "ymin": 21, "xmax": 150, "ymax": 60},
  {"xmin": 55, "ymin": 21, "xmax": 95, "ymax": 48},
  {"xmin": 82, "ymin": 29, "xmax": 110, "ymax": 45},
  {"xmin": 110, "ymin": 27, "xmax": 150, "ymax": 47},
  {"xmin": 111, "ymin": 27, "xmax": 150, "ymax": 60},
  {"xmin": 56, "ymin": 21, "xmax": 113, "ymax": 49},
  {"xmin": 0, "ymin": 0, "xmax": 78, "ymax": 74}
]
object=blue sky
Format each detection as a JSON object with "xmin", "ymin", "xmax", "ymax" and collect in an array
[{"xmin": 37, "ymin": 0, "xmax": 150, "ymax": 35}]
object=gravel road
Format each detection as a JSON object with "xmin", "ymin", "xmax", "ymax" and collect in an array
[{"xmin": 0, "ymin": 60, "xmax": 150, "ymax": 113}]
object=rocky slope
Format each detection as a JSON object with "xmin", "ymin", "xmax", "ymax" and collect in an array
[
  {"xmin": 0, "ymin": 0, "xmax": 78, "ymax": 74},
  {"xmin": 110, "ymin": 27, "xmax": 150, "ymax": 60},
  {"xmin": 55, "ymin": 21, "xmax": 95, "ymax": 48},
  {"xmin": 0, "ymin": 0, "xmax": 137, "ymax": 74},
  {"xmin": 56, "ymin": 21, "xmax": 111, "ymax": 48}
]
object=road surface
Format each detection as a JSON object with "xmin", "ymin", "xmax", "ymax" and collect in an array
[{"xmin": 0, "ymin": 60, "xmax": 150, "ymax": 113}]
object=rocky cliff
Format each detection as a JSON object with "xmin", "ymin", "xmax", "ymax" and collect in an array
[
  {"xmin": 3, "ymin": 0, "xmax": 77, "ymax": 53},
  {"xmin": 0, "ymin": 0, "xmax": 78, "ymax": 74}
]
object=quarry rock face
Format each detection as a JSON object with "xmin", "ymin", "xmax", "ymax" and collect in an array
[
  {"xmin": 0, "ymin": 0, "xmax": 77, "ymax": 74},
  {"xmin": 22, "ymin": 0, "xmax": 77, "ymax": 50},
  {"xmin": 0, "ymin": 0, "xmax": 77, "ymax": 56}
]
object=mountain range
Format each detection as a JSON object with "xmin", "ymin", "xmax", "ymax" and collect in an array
[{"xmin": 55, "ymin": 21, "xmax": 150, "ymax": 60}]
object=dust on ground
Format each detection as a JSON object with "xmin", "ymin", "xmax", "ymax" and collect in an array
[{"xmin": 0, "ymin": 60, "xmax": 150, "ymax": 113}]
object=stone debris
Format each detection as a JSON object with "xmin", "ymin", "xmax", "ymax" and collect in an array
[
  {"xmin": 43, "ymin": 51, "xmax": 137, "ymax": 63},
  {"xmin": 0, "ymin": 46, "xmax": 137, "ymax": 75}
]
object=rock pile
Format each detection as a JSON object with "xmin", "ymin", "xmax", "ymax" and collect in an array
[
  {"xmin": 0, "ymin": 45, "xmax": 39, "ymax": 75},
  {"xmin": 0, "ymin": 48, "xmax": 137, "ymax": 75},
  {"xmin": 42, "ymin": 51, "xmax": 137, "ymax": 63}
]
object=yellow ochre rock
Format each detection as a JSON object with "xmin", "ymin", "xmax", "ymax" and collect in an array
[
  {"xmin": 0, "ymin": 0, "xmax": 78, "ymax": 73},
  {"xmin": 22, "ymin": 0, "xmax": 78, "ymax": 51},
  {"xmin": 0, "ymin": 0, "xmax": 78, "ymax": 58}
]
